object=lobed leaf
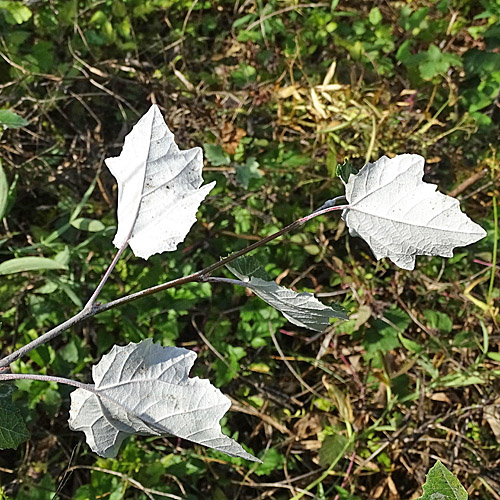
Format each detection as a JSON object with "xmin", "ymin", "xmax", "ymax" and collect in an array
[
  {"xmin": 342, "ymin": 154, "xmax": 486, "ymax": 270},
  {"xmin": 106, "ymin": 104, "xmax": 215, "ymax": 259},
  {"xmin": 227, "ymin": 256, "xmax": 347, "ymax": 331},
  {"xmin": 69, "ymin": 339, "xmax": 259, "ymax": 461}
]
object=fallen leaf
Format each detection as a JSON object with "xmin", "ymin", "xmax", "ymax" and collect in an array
[
  {"xmin": 484, "ymin": 399, "xmax": 500, "ymax": 443},
  {"xmin": 221, "ymin": 122, "xmax": 246, "ymax": 155}
]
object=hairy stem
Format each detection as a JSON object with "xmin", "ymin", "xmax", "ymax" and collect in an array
[
  {"xmin": 93, "ymin": 217, "xmax": 308, "ymax": 314},
  {"xmin": 83, "ymin": 240, "xmax": 128, "ymax": 311},
  {"xmin": 0, "ymin": 205, "xmax": 347, "ymax": 368},
  {"xmin": 0, "ymin": 310, "xmax": 90, "ymax": 369},
  {"xmin": 0, "ymin": 372, "xmax": 91, "ymax": 390}
]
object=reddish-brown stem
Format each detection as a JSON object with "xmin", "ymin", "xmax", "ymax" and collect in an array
[{"xmin": 333, "ymin": 451, "xmax": 357, "ymax": 500}]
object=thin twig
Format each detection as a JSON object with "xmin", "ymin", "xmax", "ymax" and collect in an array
[
  {"xmin": 91, "ymin": 218, "xmax": 308, "ymax": 315},
  {"xmin": 448, "ymin": 168, "xmax": 489, "ymax": 198},
  {"xmin": 0, "ymin": 373, "xmax": 91, "ymax": 390},
  {"xmin": 0, "ymin": 310, "xmax": 89, "ymax": 370},
  {"xmin": 270, "ymin": 329, "xmax": 326, "ymax": 401},
  {"xmin": 64, "ymin": 465, "xmax": 183, "ymax": 500},
  {"xmin": 333, "ymin": 451, "xmax": 356, "ymax": 500},
  {"xmin": 83, "ymin": 241, "xmax": 129, "ymax": 311},
  {"xmin": 0, "ymin": 206, "xmax": 346, "ymax": 368},
  {"xmin": 204, "ymin": 277, "xmax": 248, "ymax": 287}
]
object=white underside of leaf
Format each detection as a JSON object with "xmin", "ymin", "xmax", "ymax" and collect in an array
[
  {"xmin": 69, "ymin": 339, "xmax": 258, "ymax": 461},
  {"xmin": 105, "ymin": 105, "xmax": 215, "ymax": 259},
  {"xmin": 227, "ymin": 265, "xmax": 347, "ymax": 331},
  {"xmin": 342, "ymin": 154, "xmax": 486, "ymax": 270}
]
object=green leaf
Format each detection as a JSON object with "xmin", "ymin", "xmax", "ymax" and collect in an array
[
  {"xmin": 0, "ymin": 256, "xmax": 67, "ymax": 275},
  {"xmin": 368, "ymin": 7, "xmax": 382, "ymax": 25},
  {"xmin": 399, "ymin": 333, "xmax": 423, "ymax": 353},
  {"xmin": 487, "ymin": 352, "xmax": 500, "ymax": 362},
  {"xmin": 363, "ymin": 309, "xmax": 410, "ymax": 358},
  {"xmin": 235, "ymin": 157, "xmax": 262, "ymax": 189},
  {"xmin": 418, "ymin": 460, "xmax": 468, "ymax": 499},
  {"xmin": 203, "ymin": 144, "xmax": 230, "ymax": 166},
  {"xmin": 231, "ymin": 63, "xmax": 257, "ymax": 86},
  {"xmin": 232, "ymin": 13, "xmax": 256, "ymax": 29},
  {"xmin": 464, "ymin": 49, "xmax": 500, "ymax": 79},
  {"xmin": 304, "ymin": 244, "xmax": 320, "ymax": 255},
  {"xmin": 213, "ymin": 344, "xmax": 246, "ymax": 386},
  {"xmin": 54, "ymin": 246, "xmax": 71, "ymax": 267},
  {"xmin": 70, "ymin": 217, "xmax": 106, "ymax": 232},
  {"xmin": 60, "ymin": 340, "xmax": 80, "ymax": 364},
  {"xmin": 0, "ymin": 160, "xmax": 8, "ymax": 219},
  {"xmin": 53, "ymin": 278, "xmax": 83, "ymax": 308},
  {"xmin": 418, "ymin": 45, "xmax": 462, "ymax": 80},
  {"xmin": 435, "ymin": 371, "xmax": 484, "ymax": 387},
  {"xmin": 0, "ymin": 1, "xmax": 32, "ymax": 24},
  {"xmin": 0, "ymin": 385, "xmax": 30, "ymax": 450},
  {"xmin": 336, "ymin": 159, "xmax": 359, "ymax": 183},
  {"xmin": 254, "ymin": 448, "xmax": 285, "ymax": 476},
  {"xmin": 396, "ymin": 39, "xmax": 414, "ymax": 65},
  {"xmin": 319, "ymin": 434, "xmax": 352, "ymax": 467},
  {"xmin": 0, "ymin": 109, "xmax": 29, "ymax": 129},
  {"xmin": 424, "ymin": 310, "xmax": 453, "ymax": 333},
  {"xmin": 3, "ymin": 171, "xmax": 17, "ymax": 219},
  {"xmin": 229, "ymin": 255, "xmax": 270, "ymax": 281},
  {"xmin": 35, "ymin": 281, "xmax": 58, "ymax": 294}
]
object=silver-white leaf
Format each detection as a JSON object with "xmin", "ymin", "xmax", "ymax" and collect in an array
[
  {"xmin": 341, "ymin": 154, "xmax": 486, "ymax": 270},
  {"xmin": 69, "ymin": 339, "xmax": 258, "ymax": 461},
  {"xmin": 105, "ymin": 104, "xmax": 215, "ymax": 259},
  {"xmin": 227, "ymin": 264, "xmax": 348, "ymax": 331}
]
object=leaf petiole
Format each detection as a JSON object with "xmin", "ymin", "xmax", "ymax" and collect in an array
[
  {"xmin": 0, "ymin": 372, "xmax": 91, "ymax": 390},
  {"xmin": 82, "ymin": 240, "xmax": 129, "ymax": 312}
]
